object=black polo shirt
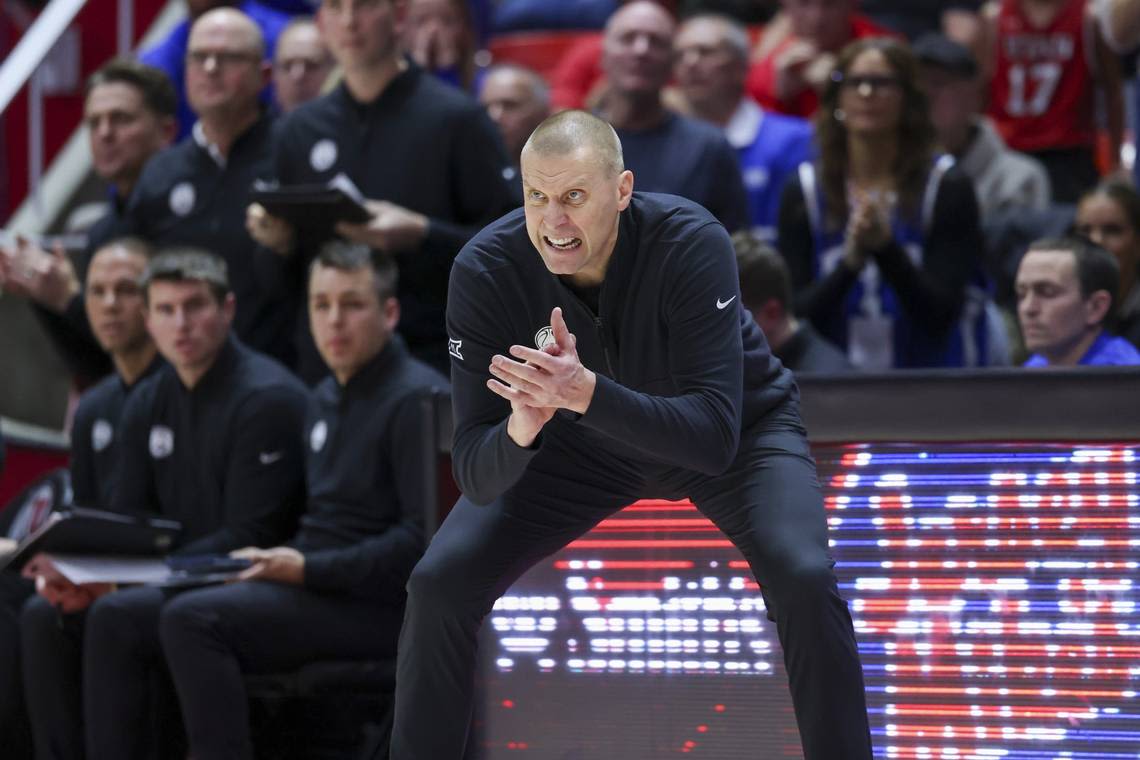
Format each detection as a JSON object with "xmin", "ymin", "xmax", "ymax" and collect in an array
[
  {"xmin": 292, "ymin": 336, "xmax": 447, "ymax": 602},
  {"xmin": 70, "ymin": 354, "xmax": 165, "ymax": 509},
  {"xmin": 120, "ymin": 115, "xmax": 295, "ymax": 366},
  {"xmin": 114, "ymin": 335, "xmax": 309, "ymax": 555},
  {"xmin": 273, "ymin": 63, "xmax": 516, "ymax": 372}
]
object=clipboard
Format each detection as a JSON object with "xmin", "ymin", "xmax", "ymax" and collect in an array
[
  {"xmin": 250, "ymin": 173, "xmax": 372, "ymax": 234},
  {"xmin": 0, "ymin": 507, "xmax": 182, "ymax": 572}
]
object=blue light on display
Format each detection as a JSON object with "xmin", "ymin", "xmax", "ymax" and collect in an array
[{"xmin": 476, "ymin": 444, "xmax": 1140, "ymax": 758}]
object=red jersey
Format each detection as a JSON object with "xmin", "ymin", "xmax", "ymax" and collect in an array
[
  {"xmin": 987, "ymin": 0, "xmax": 1096, "ymax": 153},
  {"xmin": 745, "ymin": 15, "xmax": 894, "ymax": 118}
]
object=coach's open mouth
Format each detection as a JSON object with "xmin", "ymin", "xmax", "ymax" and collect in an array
[{"xmin": 544, "ymin": 235, "xmax": 582, "ymax": 251}]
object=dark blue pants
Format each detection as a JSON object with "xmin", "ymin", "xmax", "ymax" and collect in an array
[
  {"xmin": 390, "ymin": 422, "xmax": 873, "ymax": 759},
  {"xmin": 1, "ymin": 574, "xmax": 34, "ymax": 760},
  {"xmin": 21, "ymin": 585, "xmax": 174, "ymax": 760},
  {"xmin": 159, "ymin": 581, "xmax": 403, "ymax": 760}
]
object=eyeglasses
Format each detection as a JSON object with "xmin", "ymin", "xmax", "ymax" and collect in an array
[
  {"xmin": 186, "ymin": 50, "xmax": 261, "ymax": 69},
  {"xmin": 832, "ymin": 72, "xmax": 902, "ymax": 95},
  {"xmin": 274, "ymin": 57, "xmax": 330, "ymax": 76}
]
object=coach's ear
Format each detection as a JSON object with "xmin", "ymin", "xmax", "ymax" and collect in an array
[{"xmin": 617, "ymin": 169, "xmax": 634, "ymax": 211}]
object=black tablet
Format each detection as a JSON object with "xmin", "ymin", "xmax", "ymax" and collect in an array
[{"xmin": 1, "ymin": 507, "xmax": 182, "ymax": 572}]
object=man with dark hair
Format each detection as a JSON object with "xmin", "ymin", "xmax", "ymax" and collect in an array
[
  {"xmin": 159, "ymin": 241, "xmax": 446, "ymax": 759},
  {"xmin": 122, "ymin": 7, "xmax": 295, "ymax": 366},
  {"xmin": 2, "ymin": 238, "xmax": 163, "ymax": 760},
  {"xmin": 1017, "ymin": 237, "xmax": 1140, "ymax": 366},
  {"xmin": 248, "ymin": 0, "xmax": 516, "ymax": 379},
  {"xmin": 734, "ymin": 231, "xmax": 849, "ymax": 373},
  {"xmin": 594, "ymin": 1, "xmax": 749, "ymax": 232},
  {"xmin": 0, "ymin": 58, "xmax": 177, "ymax": 383},
  {"xmin": 70, "ymin": 238, "xmax": 165, "ymax": 510},
  {"xmin": 391, "ymin": 110, "xmax": 872, "ymax": 760},
  {"xmin": 21, "ymin": 247, "xmax": 309, "ymax": 760}
]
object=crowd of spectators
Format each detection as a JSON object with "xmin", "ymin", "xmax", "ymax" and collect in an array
[{"xmin": 3, "ymin": 0, "xmax": 1140, "ymax": 756}]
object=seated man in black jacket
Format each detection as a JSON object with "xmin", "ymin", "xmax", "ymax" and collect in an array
[
  {"xmin": 3, "ymin": 238, "xmax": 161, "ymax": 760},
  {"xmin": 21, "ymin": 248, "xmax": 309, "ymax": 760},
  {"xmin": 158, "ymin": 242, "xmax": 447, "ymax": 759}
]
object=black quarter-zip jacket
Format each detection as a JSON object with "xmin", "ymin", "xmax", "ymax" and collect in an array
[
  {"xmin": 446, "ymin": 192, "xmax": 796, "ymax": 507},
  {"xmin": 70, "ymin": 354, "xmax": 166, "ymax": 509},
  {"xmin": 113, "ymin": 336, "xmax": 309, "ymax": 554},
  {"xmin": 290, "ymin": 337, "xmax": 448, "ymax": 602},
  {"xmin": 120, "ymin": 115, "xmax": 294, "ymax": 364},
  {"xmin": 273, "ymin": 64, "xmax": 516, "ymax": 360}
]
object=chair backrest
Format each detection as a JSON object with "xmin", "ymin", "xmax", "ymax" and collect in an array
[{"xmin": 0, "ymin": 466, "xmax": 71, "ymax": 541}]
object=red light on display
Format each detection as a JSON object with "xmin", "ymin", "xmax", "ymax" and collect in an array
[{"xmin": 477, "ymin": 444, "xmax": 1140, "ymax": 758}]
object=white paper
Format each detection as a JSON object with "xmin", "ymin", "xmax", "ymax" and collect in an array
[{"xmin": 44, "ymin": 554, "xmax": 173, "ymax": 585}]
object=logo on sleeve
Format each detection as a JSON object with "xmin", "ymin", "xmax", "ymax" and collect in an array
[
  {"xmin": 534, "ymin": 326, "xmax": 555, "ymax": 350},
  {"xmin": 168, "ymin": 182, "xmax": 196, "ymax": 217},
  {"xmin": 310, "ymin": 420, "xmax": 328, "ymax": 452},
  {"xmin": 310, "ymin": 139, "xmax": 338, "ymax": 172},
  {"xmin": 448, "ymin": 338, "xmax": 464, "ymax": 361},
  {"xmin": 148, "ymin": 425, "xmax": 174, "ymax": 459},
  {"xmin": 259, "ymin": 450, "xmax": 284, "ymax": 465},
  {"xmin": 716, "ymin": 295, "xmax": 737, "ymax": 310},
  {"xmin": 91, "ymin": 419, "xmax": 113, "ymax": 452}
]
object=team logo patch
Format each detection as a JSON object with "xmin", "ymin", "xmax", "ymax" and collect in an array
[
  {"xmin": 91, "ymin": 419, "xmax": 113, "ymax": 452},
  {"xmin": 169, "ymin": 182, "xmax": 195, "ymax": 216},
  {"xmin": 448, "ymin": 338, "xmax": 464, "ymax": 361},
  {"xmin": 534, "ymin": 326, "xmax": 555, "ymax": 350},
  {"xmin": 149, "ymin": 425, "xmax": 174, "ymax": 459},
  {"xmin": 310, "ymin": 139, "xmax": 338, "ymax": 172},
  {"xmin": 310, "ymin": 420, "xmax": 328, "ymax": 452}
]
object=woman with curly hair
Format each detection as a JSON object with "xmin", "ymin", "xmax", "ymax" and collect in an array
[{"xmin": 776, "ymin": 36, "xmax": 992, "ymax": 369}]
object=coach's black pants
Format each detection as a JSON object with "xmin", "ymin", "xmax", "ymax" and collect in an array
[
  {"xmin": 1, "ymin": 574, "xmax": 34, "ymax": 759},
  {"xmin": 391, "ymin": 416, "xmax": 873, "ymax": 760},
  {"xmin": 159, "ymin": 581, "xmax": 404, "ymax": 760},
  {"xmin": 21, "ymin": 585, "xmax": 174, "ymax": 760}
]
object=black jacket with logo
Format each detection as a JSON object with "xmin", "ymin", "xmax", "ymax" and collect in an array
[
  {"xmin": 291, "ymin": 337, "xmax": 448, "ymax": 602},
  {"xmin": 70, "ymin": 354, "xmax": 165, "ymax": 509},
  {"xmin": 114, "ymin": 336, "xmax": 309, "ymax": 554},
  {"xmin": 120, "ymin": 115, "xmax": 294, "ymax": 364},
  {"xmin": 272, "ymin": 64, "xmax": 516, "ymax": 372},
  {"xmin": 446, "ymin": 192, "xmax": 797, "ymax": 507}
]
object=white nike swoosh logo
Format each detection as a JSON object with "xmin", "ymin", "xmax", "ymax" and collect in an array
[
  {"xmin": 716, "ymin": 296, "xmax": 737, "ymax": 310},
  {"xmin": 259, "ymin": 451, "xmax": 284, "ymax": 465}
]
